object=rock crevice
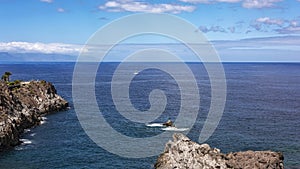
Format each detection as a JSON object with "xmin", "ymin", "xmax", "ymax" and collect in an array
[{"xmin": 0, "ymin": 80, "xmax": 68, "ymax": 151}]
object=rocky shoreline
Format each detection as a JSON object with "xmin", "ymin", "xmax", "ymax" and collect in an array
[
  {"xmin": 155, "ymin": 133, "xmax": 284, "ymax": 169},
  {"xmin": 0, "ymin": 80, "xmax": 68, "ymax": 151}
]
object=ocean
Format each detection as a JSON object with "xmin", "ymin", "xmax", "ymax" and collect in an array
[{"xmin": 0, "ymin": 62, "xmax": 299, "ymax": 168}]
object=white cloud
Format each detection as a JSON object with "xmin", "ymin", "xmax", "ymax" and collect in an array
[
  {"xmin": 250, "ymin": 17, "xmax": 300, "ymax": 34},
  {"xmin": 198, "ymin": 25, "xmax": 228, "ymax": 33},
  {"xmin": 179, "ymin": 0, "xmax": 211, "ymax": 3},
  {"xmin": 1, "ymin": 36, "xmax": 300, "ymax": 62},
  {"xmin": 228, "ymin": 26, "xmax": 236, "ymax": 33},
  {"xmin": 242, "ymin": 0, "xmax": 282, "ymax": 8},
  {"xmin": 180, "ymin": 0, "xmax": 241, "ymax": 3},
  {"xmin": 180, "ymin": 0, "xmax": 282, "ymax": 9},
  {"xmin": 40, "ymin": 0, "xmax": 53, "ymax": 3},
  {"xmin": 57, "ymin": 8, "xmax": 65, "ymax": 13},
  {"xmin": 256, "ymin": 17, "xmax": 284, "ymax": 26},
  {"xmin": 105, "ymin": 1, "xmax": 120, "ymax": 7},
  {"xmin": 198, "ymin": 26, "xmax": 210, "ymax": 32},
  {"xmin": 0, "ymin": 42, "xmax": 83, "ymax": 55},
  {"xmin": 99, "ymin": 0, "xmax": 196, "ymax": 14},
  {"xmin": 217, "ymin": 0, "xmax": 241, "ymax": 2},
  {"xmin": 290, "ymin": 21, "xmax": 298, "ymax": 27},
  {"xmin": 276, "ymin": 26, "xmax": 300, "ymax": 34}
]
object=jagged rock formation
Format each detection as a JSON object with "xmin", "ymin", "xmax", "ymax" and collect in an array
[
  {"xmin": 0, "ymin": 80, "xmax": 68, "ymax": 151},
  {"xmin": 155, "ymin": 133, "xmax": 284, "ymax": 169}
]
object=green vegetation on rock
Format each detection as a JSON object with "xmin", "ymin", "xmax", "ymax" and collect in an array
[{"xmin": 1, "ymin": 71, "xmax": 12, "ymax": 82}]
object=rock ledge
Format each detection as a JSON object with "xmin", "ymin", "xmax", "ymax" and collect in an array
[
  {"xmin": 155, "ymin": 133, "xmax": 284, "ymax": 169},
  {"xmin": 0, "ymin": 80, "xmax": 68, "ymax": 151}
]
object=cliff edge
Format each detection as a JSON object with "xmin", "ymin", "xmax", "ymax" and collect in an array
[
  {"xmin": 0, "ymin": 80, "xmax": 68, "ymax": 151},
  {"xmin": 155, "ymin": 133, "xmax": 284, "ymax": 169}
]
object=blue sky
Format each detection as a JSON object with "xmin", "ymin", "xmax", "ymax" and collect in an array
[{"xmin": 0, "ymin": 0, "xmax": 300, "ymax": 62}]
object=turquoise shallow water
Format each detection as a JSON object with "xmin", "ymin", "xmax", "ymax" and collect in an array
[{"xmin": 0, "ymin": 62, "xmax": 299, "ymax": 168}]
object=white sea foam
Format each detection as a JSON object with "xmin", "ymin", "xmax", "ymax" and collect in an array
[
  {"xmin": 146, "ymin": 123, "xmax": 164, "ymax": 127},
  {"xmin": 40, "ymin": 116, "xmax": 47, "ymax": 125},
  {"xmin": 15, "ymin": 139, "xmax": 33, "ymax": 151},
  {"xmin": 15, "ymin": 146, "xmax": 24, "ymax": 151},
  {"xmin": 30, "ymin": 133, "xmax": 36, "ymax": 137},
  {"xmin": 41, "ymin": 117, "xmax": 47, "ymax": 120},
  {"xmin": 24, "ymin": 129, "xmax": 31, "ymax": 133},
  {"xmin": 20, "ymin": 139, "xmax": 32, "ymax": 145}
]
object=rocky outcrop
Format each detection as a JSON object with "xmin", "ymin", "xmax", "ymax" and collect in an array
[
  {"xmin": 0, "ymin": 80, "xmax": 68, "ymax": 151},
  {"xmin": 155, "ymin": 133, "xmax": 284, "ymax": 169}
]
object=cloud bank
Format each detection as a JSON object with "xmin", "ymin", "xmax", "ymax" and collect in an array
[
  {"xmin": 0, "ymin": 42, "xmax": 83, "ymax": 55},
  {"xmin": 99, "ymin": 0, "xmax": 196, "ymax": 14},
  {"xmin": 242, "ymin": 0, "xmax": 283, "ymax": 8},
  {"xmin": 198, "ymin": 16, "xmax": 300, "ymax": 35},
  {"xmin": 179, "ymin": 0, "xmax": 282, "ymax": 8},
  {"xmin": 250, "ymin": 17, "xmax": 300, "ymax": 34},
  {"xmin": 98, "ymin": 0, "xmax": 285, "ymax": 14},
  {"xmin": 0, "ymin": 36, "xmax": 299, "ymax": 62}
]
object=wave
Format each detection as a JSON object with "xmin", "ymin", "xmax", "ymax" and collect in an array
[
  {"xmin": 15, "ymin": 139, "xmax": 33, "ymax": 151},
  {"xmin": 40, "ymin": 116, "xmax": 47, "ymax": 125},
  {"xmin": 41, "ymin": 117, "xmax": 47, "ymax": 120},
  {"xmin": 20, "ymin": 139, "xmax": 32, "ymax": 145},
  {"xmin": 24, "ymin": 129, "xmax": 31, "ymax": 133}
]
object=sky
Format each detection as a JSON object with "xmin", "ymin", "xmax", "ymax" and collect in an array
[{"xmin": 0, "ymin": 0, "xmax": 300, "ymax": 62}]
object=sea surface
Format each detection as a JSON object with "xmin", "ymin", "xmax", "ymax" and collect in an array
[{"xmin": 0, "ymin": 62, "xmax": 299, "ymax": 169}]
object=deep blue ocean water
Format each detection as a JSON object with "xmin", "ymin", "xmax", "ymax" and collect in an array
[{"xmin": 0, "ymin": 62, "xmax": 299, "ymax": 169}]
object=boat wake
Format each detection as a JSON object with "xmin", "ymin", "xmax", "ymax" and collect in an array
[
  {"xmin": 146, "ymin": 123, "xmax": 189, "ymax": 131},
  {"xmin": 161, "ymin": 127, "xmax": 189, "ymax": 132},
  {"xmin": 146, "ymin": 123, "xmax": 164, "ymax": 127}
]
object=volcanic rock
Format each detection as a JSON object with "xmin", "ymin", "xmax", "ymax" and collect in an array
[{"xmin": 155, "ymin": 133, "xmax": 284, "ymax": 169}]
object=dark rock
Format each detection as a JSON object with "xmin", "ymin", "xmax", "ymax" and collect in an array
[
  {"xmin": 0, "ymin": 80, "xmax": 68, "ymax": 151},
  {"xmin": 155, "ymin": 133, "xmax": 284, "ymax": 169}
]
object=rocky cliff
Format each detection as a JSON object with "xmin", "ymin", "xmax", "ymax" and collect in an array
[
  {"xmin": 0, "ymin": 80, "xmax": 68, "ymax": 151},
  {"xmin": 155, "ymin": 133, "xmax": 284, "ymax": 169}
]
